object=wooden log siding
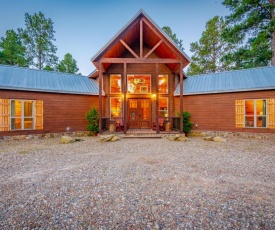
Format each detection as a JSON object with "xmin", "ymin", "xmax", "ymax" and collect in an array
[
  {"xmin": 174, "ymin": 90, "xmax": 275, "ymax": 133},
  {"xmin": 0, "ymin": 90, "xmax": 99, "ymax": 136}
]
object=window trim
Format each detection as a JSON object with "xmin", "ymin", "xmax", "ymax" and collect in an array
[
  {"xmin": 127, "ymin": 74, "xmax": 151, "ymax": 94},
  {"xmin": 10, "ymin": 99, "xmax": 35, "ymax": 130},
  {"xmin": 244, "ymin": 99, "xmax": 267, "ymax": 128},
  {"xmin": 158, "ymin": 74, "xmax": 169, "ymax": 94},
  {"xmin": 110, "ymin": 74, "xmax": 122, "ymax": 94}
]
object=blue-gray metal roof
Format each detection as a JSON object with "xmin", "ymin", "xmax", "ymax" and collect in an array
[
  {"xmin": 174, "ymin": 66, "xmax": 275, "ymax": 95},
  {"xmin": 0, "ymin": 64, "xmax": 102, "ymax": 95}
]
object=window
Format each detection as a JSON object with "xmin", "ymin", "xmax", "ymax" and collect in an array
[
  {"xmin": 158, "ymin": 75, "xmax": 168, "ymax": 94},
  {"xmin": 127, "ymin": 74, "xmax": 151, "ymax": 94},
  {"xmin": 158, "ymin": 98, "xmax": 168, "ymax": 117},
  {"xmin": 11, "ymin": 100, "xmax": 34, "ymax": 130},
  {"xmin": 245, "ymin": 99, "xmax": 266, "ymax": 128},
  {"xmin": 110, "ymin": 97, "xmax": 122, "ymax": 117},
  {"xmin": 110, "ymin": 74, "xmax": 121, "ymax": 94},
  {"xmin": 0, "ymin": 99, "xmax": 43, "ymax": 131}
]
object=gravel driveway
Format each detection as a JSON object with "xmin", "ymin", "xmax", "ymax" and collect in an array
[{"xmin": 0, "ymin": 136, "xmax": 274, "ymax": 229}]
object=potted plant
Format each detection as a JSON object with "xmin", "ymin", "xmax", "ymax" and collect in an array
[{"xmin": 86, "ymin": 108, "xmax": 99, "ymax": 135}]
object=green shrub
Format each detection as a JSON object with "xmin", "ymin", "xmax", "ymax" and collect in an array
[
  {"xmin": 177, "ymin": 111, "xmax": 193, "ymax": 134},
  {"xmin": 86, "ymin": 108, "xmax": 99, "ymax": 134}
]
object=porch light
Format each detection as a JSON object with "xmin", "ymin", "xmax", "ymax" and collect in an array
[{"xmin": 152, "ymin": 94, "xmax": 156, "ymax": 100}]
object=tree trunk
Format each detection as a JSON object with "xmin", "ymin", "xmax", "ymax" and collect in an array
[{"xmin": 270, "ymin": 0, "xmax": 275, "ymax": 65}]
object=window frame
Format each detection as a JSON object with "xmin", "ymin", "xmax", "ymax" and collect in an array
[
  {"xmin": 110, "ymin": 74, "xmax": 122, "ymax": 94},
  {"xmin": 127, "ymin": 74, "xmax": 151, "ymax": 94},
  {"xmin": 10, "ymin": 99, "xmax": 35, "ymax": 130},
  {"xmin": 110, "ymin": 97, "xmax": 123, "ymax": 119},
  {"xmin": 158, "ymin": 74, "xmax": 168, "ymax": 94},
  {"xmin": 244, "ymin": 99, "xmax": 267, "ymax": 128},
  {"xmin": 158, "ymin": 97, "xmax": 169, "ymax": 118}
]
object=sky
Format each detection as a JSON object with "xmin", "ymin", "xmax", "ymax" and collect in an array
[{"xmin": 0, "ymin": 0, "xmax": 230, "ymax": 75}]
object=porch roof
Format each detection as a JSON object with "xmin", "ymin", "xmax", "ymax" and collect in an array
[
  {"xmin": 0, "ymin": 64, "xmax": 104, "ymax": 95},
  {"xmin": 174, "ymin": 66, "xmax": 275, "ymax": 95}
]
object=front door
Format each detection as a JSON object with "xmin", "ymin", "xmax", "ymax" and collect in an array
[{"xmin": 128, "ymin": 99, "xmax": 151, "ymax": 129}]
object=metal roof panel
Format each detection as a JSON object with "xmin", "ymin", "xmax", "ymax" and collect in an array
[
  {"xmin": 0, "ymin": 64, "xmax": 102, "ymax": 95},
  {"xmin": 175, "ymin": 66, "xmax": 275, "ymax": 95}
]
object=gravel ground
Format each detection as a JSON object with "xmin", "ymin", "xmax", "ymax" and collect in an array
[{"xmin": 0, "ymin": 136, "xmax": 274, "ymax": 229}]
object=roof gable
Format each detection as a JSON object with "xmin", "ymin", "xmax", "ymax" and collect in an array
[
  {"xmin": 0, "ymin": 64, "xmax": 101, "ymax": 95},
  {"xmin": 91, "ymin": 9, "xmax": 190, "ymax": 73}
]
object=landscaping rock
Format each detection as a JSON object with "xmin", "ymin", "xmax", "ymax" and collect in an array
[
  {"xmin": 100, "ymin": 135, "xmax": 120, "ymax": 142},
  {"xmin": 167, "ymin": 134, "xmax": 189, "ymax": 141},
  {"xmin": 213, "ymin": 136, "xmax": 227, "ymax": 142},
  {"xmin": 60, "ymin": 136, "xmax": 75, "ymax": 144},
  {"xmin": 203, "ymin": 136, "xmax": 214, "ymax": 141}
]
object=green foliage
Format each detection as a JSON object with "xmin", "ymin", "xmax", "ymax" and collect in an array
[
  {"xmin": 178, "ymin": 111, "xmax": 194, "ymax": 134},
  {"xmin": 162, "ymin": 26, "xmax": 184, "ymax": 50},
  {"xmin": 20, "ymin": 11, "xmax": 58, "ymax": 70},
  {"xmin": 57, "ymin": 53, "xmax": 79, "ymax": 74},
  {"xmin": 187, "ymin": 16, "xmax": 235, "ymax": 76},
  {"xmin": 0, "ymin": 29, "xmax": 29, "ymax": 67},
  {"xmin": 222, "ymin": 0, "xmax": 274, "ymax": 68},
  {"xmin": 85, "ymin": 108, "xmax": 99, "ymax": 134}
]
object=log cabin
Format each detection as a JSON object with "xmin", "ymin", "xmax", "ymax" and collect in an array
[{"xmin": 0, "ymin": 9, "xmax": 275, "ymax": 137}]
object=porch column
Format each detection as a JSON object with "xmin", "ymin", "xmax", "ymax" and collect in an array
[
  {"xmin": 123, "ymin": 62, "xmax": 127, "ymax": 134},
  {"xmin": 179, "ymin": 62, "xmax": 183, "ymax": 133},
  {"xmin": 156, "ymin": 63, "xmax": 159, "ymax": 133},
  {"xmin": 99, "ymin": 63, "xmax": 103, "ymax": 134}
]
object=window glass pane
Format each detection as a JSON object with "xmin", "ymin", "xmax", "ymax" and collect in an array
[
  {"xmin": 158, "ymin": 75, "xmax": 168, "ymax": 94},
  {"xmin": 245, "ymin": 100, "xmax": 254, "ymax": 115},
  {"xmin": 110, "ymin": 74, "xmax": 121, "ymax": 93},
  {"xmin": 110, "ymin": 98, "xmax": 122, "ymax": 117},
  {"xmin": 24, "ymin": 101, "xmax": 33, "ymax": 117},
  {"xmin": 256, "ymin": 100, "xmax": 266, "ymax": 116},
  {"xmin": 127, "ymin": 75, "xmax": 151, "ymax": 94},
  {"xmin": 256, "ymin": 116, "xmax": 266, "ymax": 127},
  {"xmin": 24, "ymin": 118, "xmax": 33, "ymax": 129},
  {"xmin": 11, "ymin": 100, "xmax": 15, "ymax": 117},
  {"xmin": 11, "ymin": 118, "xmax": 22, "ymax": 130},
  {"xmin": 245, "ymin": 117, "xmax": 254, "ymax": 127},
  {"xmin": 158, "ymin": 98, "xmax": 168, "ymax": 117}
]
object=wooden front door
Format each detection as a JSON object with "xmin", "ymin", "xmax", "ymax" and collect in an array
[{"xmin": 128, "ymin": 99, "xmax": 151, "ymax": 129}]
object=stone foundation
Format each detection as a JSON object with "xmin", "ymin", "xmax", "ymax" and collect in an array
[
  {"xmin": 190, "ymin": 130, "xmax": 275, "ymax": 139},
  {"xmin": 0, "ymin": 131, "xmax": 91, "ymax": 142}
]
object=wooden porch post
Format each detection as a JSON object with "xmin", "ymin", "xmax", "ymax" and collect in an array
[
  {"xmin": 99, "ymin": 63, "xmax": 103, "ymax": 134},
  {"xmin": 179, "ymin": 62, "xmax": 183, "ymax": 133},
  {"xmin": 156, "ymin": 63, "xmax": 159, "ymax": 133},
  {"xmin": 123, "ymin": 62, "xmax": 127, "ymax": 134}
]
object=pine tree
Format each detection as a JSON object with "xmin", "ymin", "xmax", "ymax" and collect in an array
[
  {"xmin": 222, "ymin": 0, "xmax": 275, "ymax": 68},
  {"xmin": 187, "ymin": 16, "xmax": 235, "ymax": 76},
  {"xmin": 20, "ymin": 12, "xmax": 58, "ymax": 70},
  {"xmin": 162, "ymin": 26, "xmax": 184, "ymax": 50},
  {"xmin": 0, "ymin": 29, "xmax": 29, "ymax": 67},
  {"xmin": 57, "ymin": 53, "xmax": 79, "ymax": 74}
]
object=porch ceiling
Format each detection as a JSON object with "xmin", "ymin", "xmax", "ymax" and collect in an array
[{"xmin": 91, "ymin": 10, "xmax": 190, "ymax": 74}]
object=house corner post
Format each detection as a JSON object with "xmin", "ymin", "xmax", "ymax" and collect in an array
[
  {"xmin": 123, "ymin": 62, "xmax": 127, "ymax": 134},
  {"xmin": 156, "ymin": 63, "xmax": 159, "ymax": 133},
  {"xmin": 99, "ymin": 63, "xmax": 103, "ymax": 134},
  {"xmin": 179, "ymin": 62, "xmax": 183, "ymax": 134}
]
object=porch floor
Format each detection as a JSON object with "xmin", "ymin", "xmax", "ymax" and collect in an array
[{"xmin": 102, "ymin": 128, "xmax": 180, "ymax": 135}]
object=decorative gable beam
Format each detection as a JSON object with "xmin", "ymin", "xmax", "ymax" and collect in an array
[
  {"xmin": 144, "ymin": 40, "xmax": 162, "ymax": 59},
  {"xmin": 120, "ymin": 39, "xmax": 139, "ymax": 59},
  {"xmin": 142, "ymin": 18, "xmax": 183, "ymax": 60},
  {"xmin": 101, "ymin": 57, "xmax": 180, "ymax": 64},
  {"xmin": 140, "ymin": 19, "xmax": 143, "ymax": 58}
]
